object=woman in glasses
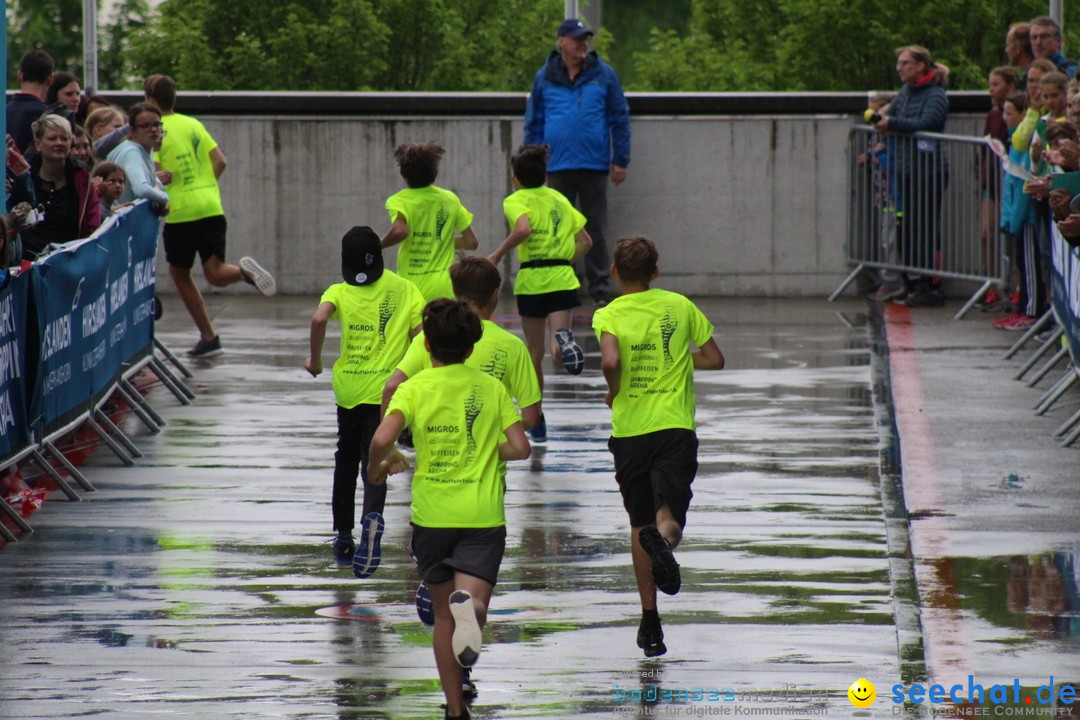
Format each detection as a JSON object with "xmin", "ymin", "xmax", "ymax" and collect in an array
[
  {"xmin": 20, "ymin": 114, "xmax": 101, "ymax": 260},
  {"xmin": 106, "ymin": 102, "xmax": 170, "ymax": 216}
]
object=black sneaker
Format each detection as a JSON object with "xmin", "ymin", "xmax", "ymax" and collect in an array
[
  {"xmin": 397, "ymin": 426, "xmax": 414, "ymax": 449},
  {"xmin": 637, "ymin": 616, "xmax": 667, "ymax": 658},
  {"xmin": 462, "ymin": 667, "xmax": 478, "ymax": 698},
  {"xmin": 239, "ymin": 256, "xmax": 277, "ymax": 297},
  {"xmin": 441, "ymin": 706, "xmax": 471, "ymax": 720},
  {"xmin": 186, "ymin": 335, "xmax": 223, "ymax": 358},
  {"xmin": 331, "ymin": 535, "xmax": 355, "ymax": 567},
  {"xmin": 638, "ymin": 526, "xmax": 681, "ymax": 595},
  {"xmin": 898, "ymin": 285, "xmax": 944, "ymax": 308}
]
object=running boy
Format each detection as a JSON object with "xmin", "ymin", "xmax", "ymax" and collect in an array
[
  {"xmin": 488, "ymin": 144, "xmax": 592, "ymax": 442},
  {"xmin": 382, "ymin": 142, "xmax": 478, "ymax": 302},
  {"xmin": 592, "ymin": 235, "xmax": 725, "ymax": 658},
  {"xmin": 305, "ymin": 226, "xmax": 425, "ymax": 572},
  {"xmin": 368, "ymin": 299, "xmax": 530, "ymax": 720}
]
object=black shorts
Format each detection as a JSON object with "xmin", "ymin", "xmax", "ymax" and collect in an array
[
  {"xmin": 516, "ymin": 289, "xmax": 581, "ymax": 318},
  {"xmin": 608, "ymin": 429, "xmax": 698, "ymax": 528},
  {"xmin": 410, "ymin": 524, "xmax": 507, "ymax": 586},
  {"xmin": 163, "ymin": 215, "xmax": 227, "ymax": 269}
]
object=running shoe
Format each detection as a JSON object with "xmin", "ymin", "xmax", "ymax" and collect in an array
[
  {"xmin": 397, "ymin": 426, "xmax": 414, "ymax": 449},
  {"xmin": 994, "ymin": 313, "xmax": 1037, "ymax": 331},
  {"xmin": 416, "ymin": 581, "xmax": 435, "ymax": 626},
  {"xmin": 528, "ymin": 414, "xmax": 547, "ymax": 444},
  {"xmin": 187, "ymin": 335, "xmax": 223, "ymax": 358},
  {"xmin": 898, "ymin": 285, "xmax": 944, "ymax": 308},
  {"xmin": 638, "ymin": 526, "xmax": 681, "ymax": 595},
  {"xmin": 449, "ymin": 589, "xmax": 483, "ymax": 668},
  {"xmin": 462, "ymin": 667, "xmax": 478, "ymax": 698},
  {"xmin": 554, "ymin": 328, "xmax": 585, "ymax": 375},
  {"xmin": 441, "ymin": 706, "xmax": 471, "ymax": 720},
  {"xmin": 352, "ymin": 511, "xmax": 384, "ymax": 579},
  {"xmin": 974, "ymin": 287, "xmax": 1001, "ymax": 308},
  {"xmin": 331, "ymin": 535, "xmax": 355, "ymax": 567},
  {"xmin": 867, "ymin": 283, "xmax": 906, "ymax": 302},
  {"xmin": 239, "ymin": 256, "xmax": 277, "ymax": 297},
  {"xmin": 637, "ymin": 615, "xmax": 667, "ymax": 658}
]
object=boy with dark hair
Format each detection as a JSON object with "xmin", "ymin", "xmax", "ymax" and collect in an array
[
  {"xmin": 592, "ymin": 235, "xmax": 725, "ymax": 658},
  {"xmin": 7, "ymin": 50, "xmax": 55, "ymax": 153},
  {"xmin": 305, "ymin": 226, "xmax": 425, "ymax": 571},
  {"xmin": 382, "ymin": 142, "xmax": 479, "ymax": 302},
  {"xmin": 368, "ymin": 298, "xmax": 530, "ymax": 720},
  {"xmin": 489, "ymin": 144, "xmax": 592, "ymax": 443}
]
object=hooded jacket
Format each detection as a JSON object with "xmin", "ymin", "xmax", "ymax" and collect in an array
[{"xmin": 524, "ymin": 50, "xmax": 631, "ymax": 173}]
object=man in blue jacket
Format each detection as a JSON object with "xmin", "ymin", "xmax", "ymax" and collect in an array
[{"xmin": 525, "ymin": 18, "xmax": 631, "ymax": 306}]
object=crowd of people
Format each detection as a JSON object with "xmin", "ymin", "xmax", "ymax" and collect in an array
[
  {"xmin": 866, "ymin": 15, "xmax": 1080, "ymax": 334},
  {"xmin": 4, "ymin": 50, "xmax": 277, "ymax": 357}
]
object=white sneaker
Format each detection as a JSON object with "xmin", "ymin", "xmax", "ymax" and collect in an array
[{"xmin": 239, "ymin": 256, "xmax": 277, "ymax": 297}]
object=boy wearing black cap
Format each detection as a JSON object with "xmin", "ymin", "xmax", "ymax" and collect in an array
[{"xmin": 305, "ymin": 226, "xmax": 425, "ymax": 571}]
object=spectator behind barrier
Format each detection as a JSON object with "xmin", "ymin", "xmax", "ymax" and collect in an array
[
  {"xmin": 76, "ymin": 94, "xmax": 111, "ymax": 126},
  {"xmin": 6, "ymin": 50, "xmax": 54, "ymax": 154},
  {"xmin": 85, "ymin": 107, "xmax": 129, "ymax": 161},
  {"xmin": 1030, "ymin": 16, "xmax": 1077, "ymax": 78},
  {"xmin": 1007, "ymin": 23, "xmax": 1035, "ymax": 89},
  {"xmin": 91, "ymin": 161, "xmax": 129, "ymax": 220},
  {"xmin": 978, "ymin": 66, "xmax": 1019, "ymax": 307},
  {"xmin": 106, "ymin": 103, "xmax": 169, "ymax": 214},
  {"xmin": 21, "ymin": 115, "xmax": 101, "ymax": 260},
  {"xmin": 70, "ymin": 126, "xmax": 93, "ymax": 171},
  {"xmin": 44, "ymin": 72, "xmax": 81, "ymax": 126}
]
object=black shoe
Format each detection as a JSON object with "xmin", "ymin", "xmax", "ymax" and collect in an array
[
  {"xmin": 638, "ymin": 526, "xmax": 681, "ymax": 595},
  {"xmin": 442, "ymin": 706, "xmax": 471, "ymax": 720},
  {"xmin": 186, "ymin": 335, "xmax": 223, "ymax": 358},
  {"xmin": 152, "ymin": 294, "xmax": 164, "ymax": 320},
  {"xmin": 462, "ymin": 667, "xmax": 478, "ymax": 698},
  {"xmin": 637, "ymin": 616, "xmax": 667, "ymax": 658},
  {"xmin": 397, "ymin": 426, "xmax": 414, "ymax": 449},
  {"xmin": 898, "ymin": 285, "xmax": 944, "ymax": 308},
  {"xmin": 331, "ymin": 535, "xmax": 355, "ymax": 567}
]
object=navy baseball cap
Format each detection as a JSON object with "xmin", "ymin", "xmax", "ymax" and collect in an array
[{"xmin": 557, "ymin": 18, "xmax": 594, "ymax": 38}]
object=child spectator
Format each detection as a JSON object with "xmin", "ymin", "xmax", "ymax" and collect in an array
[
  {"xmin": 304, "ymin": 226, "xmax": 425, "ymax": 570},
  {"xmin": 592, "ymin": 235, "xmax": 724, "ymax": 658},
  {"xmin": 979, "ymin": 66, "xmax": 1019, "ymax": 305},
  {"xmin": 70, "ymin": 126, "xmax": 93, "ymax": 170},
  {"xmin": 488, "ymin": 144, "xmax": 592, "ymax": 443},
  {"xmin": 367, "ymin": 298, "xmax": 530, "ymax": 720},
  {"xmin": 85, "ymin": 107, "xmax": 128, "ymax": 160},
  {"xmin": 92, "ymin": 161, "xmax": 127, "ymax": 219},
  {"xmin": 382, "ymin": 142, "xmax": 478, "ymax": 302}
]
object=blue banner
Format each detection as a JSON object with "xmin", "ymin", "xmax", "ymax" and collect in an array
[
  {"xmin": 28, "ymin": 202, "xmax": 159, "ymax": 430},
  {"xmin": 0, "ymin": 269, "xmax": 30, "ymax": 457},
  {"xmin": 1049, "ymin": 224, "xmax": 1080, "ymax": 365}
]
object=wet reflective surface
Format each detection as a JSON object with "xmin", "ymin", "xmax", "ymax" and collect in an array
[{"xmin": 0, "ymin": 295, "xmax": 1063, "ymax": 718}]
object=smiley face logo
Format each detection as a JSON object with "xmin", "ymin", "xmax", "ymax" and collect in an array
[{"xmin": 848, "ymin": 679, "xmax": 876, "ymax": 708}]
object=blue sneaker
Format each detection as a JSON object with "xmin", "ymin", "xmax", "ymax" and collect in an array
[
  {"xmin": 331, "ymin": 535, "xmax": 355, "ymax": 567},
  {"xmin": 416, "ymin": 581, "xmax": 435, "ymax": 626},
  {"xmin": 352, "ymin": 511, "xmax": 384, "ymax": 579},
  {"xmin": 527, "ymin": 414, "xmax": 547, "ymax": 444},
  {"xmin": 555, "ymin": 328, "xmax": 585, "ymax": 375}
]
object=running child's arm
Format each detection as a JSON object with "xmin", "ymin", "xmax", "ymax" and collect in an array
[
  {"xmin": 381, "ymin": 369, "xmax": 410, "ymax": 418},
  {"xmin": 367, "ymin": 410, "xmax": 411, "ymax": 485},
  {"xmin": 488, "ymin": 215, "xmax": 531, "ymax": 264},
  {"xmin": 519, "ymin": 402, "xmax": 541, "ymax": 430},
  {"xmin": 455, "ymin": 226, "xmax": 479, "ymax": 250},
  {"xmin": 381, "ymin": 214, "xmax": 409, "ymax": 248},
  {"xmin": 572, "ymin": 229, "xmax": 592, "ymax": 262},
  {"xmin": 499, "ymin": 421, "xmax": 531, "ymax": 461},
  {"xmin": 210, "ymin": 147, "xmax": 228, "ymax": 179},
  {"xmin": 692, "ymin": 338, "xmax": 725, "ymax": 370},
  {"xmin": 599, "ymin": 331, "xmax": 621, "ymax": 408},
  {"xmin": 304, "ymin": 301, "xmax": 335, "ymax": 377}
]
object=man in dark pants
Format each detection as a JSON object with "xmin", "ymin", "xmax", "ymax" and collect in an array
[{"xmin": 525, "ymin": 17, "xmax": 631, "ymax": 306}]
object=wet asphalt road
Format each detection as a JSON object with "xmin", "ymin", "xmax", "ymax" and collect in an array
[{"xmin": 0, "ymin": 295, "xmax": 1074, "ymax": 719}]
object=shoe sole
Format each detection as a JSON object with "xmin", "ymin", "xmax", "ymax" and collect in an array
[
  {"xmin": 416, "ymin": 582, "xmax": 435, "ymax": 626},
  {"xmin": 239, "ymin": 256, "xmax": 277, "ymax": 297},
  {"xmin": 449, "ymin": 590, "xmax": 482, "ymax": 668},
  {"xmin": 638, "ymin": 526, "xmax": 681, "ymax": 595},
  {"xmin": 555, "ymin": 328, "xmax": 585, "ymax": 375},
  {"xmin": 352, "ymin": 512, "xmax": 384, "ymax": 579}
]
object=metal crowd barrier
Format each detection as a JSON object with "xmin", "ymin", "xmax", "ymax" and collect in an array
[
  {"xmin": 832, "ymin": 126, "xmax": 1006, "ymax": 319},
  {"xmin": 0, "ymin": 202, "xmax": 195, "ymax": 541}
]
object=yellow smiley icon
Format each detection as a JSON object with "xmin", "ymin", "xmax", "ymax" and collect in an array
[{"xmin": 848, "ymin": 678, "xmax": 876, "ymax": 708}]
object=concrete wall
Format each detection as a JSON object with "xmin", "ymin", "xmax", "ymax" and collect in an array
[{"xmin": 181, "ymin": 113, "xmax": 983, "ymax": 297}]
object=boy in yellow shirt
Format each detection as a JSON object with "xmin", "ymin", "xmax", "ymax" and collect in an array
[
  {"xmin": 489, "ymin": 144, "xmax": 592, "ymax": 442},
  {"xmin": 382, "ymin": 142, "xmax": 478, "ymax": 302},
  {"xmin": 592, "ymin": 236, "xmax": 725, "ymax": 658},
  {"xmin": 368, "ymin": 299, "xmax": 530, "ymax": 720}
]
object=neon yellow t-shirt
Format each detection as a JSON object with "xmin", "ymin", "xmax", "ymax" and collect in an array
[
  {"xmin": 385, "ymin": 185, "xmax": 474, "ymax": 302},
  {"xmin": 387, "ymin": 364, "xmax": 521, "ymax": 528},
  {"xmin": 396, "ymin": 319, "xmax": 541, "ymax": 409},
  {"xmin": 503, "ymin": 186, "xmax": 586, "ymax": 295},
  {"xmin": 320, "ymin": 271, "xmax": 425, "ymax": 408},
  {"xmin": 156, "ymin": 113, "xmax": 225, "ymax": 224},
  {"xmin": 592, "ymin": 288, "xmax": 715, "ymax": 438}
]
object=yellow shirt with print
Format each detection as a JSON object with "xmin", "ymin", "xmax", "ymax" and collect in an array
[
  {"xmin": 592, "ymin": 288, "xmax": 715, "ymax": 438},
  {"xmin": 320, "ymin": 271, "xmax": 424, "ymax": 408},
  {"xmin": 387, "ymin": 364, "xmax": 521, "ymax": 528},
  {"xmin": 385, "ymin": 185, "xmax": 474, "ymax": 302},
  {"xmin": 503, "ymin": 186, "xmax": 586, "ymax": 296},
  {"xmin": 156, "ymin": 113, "xmax": 224, "ymax": 224}
]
